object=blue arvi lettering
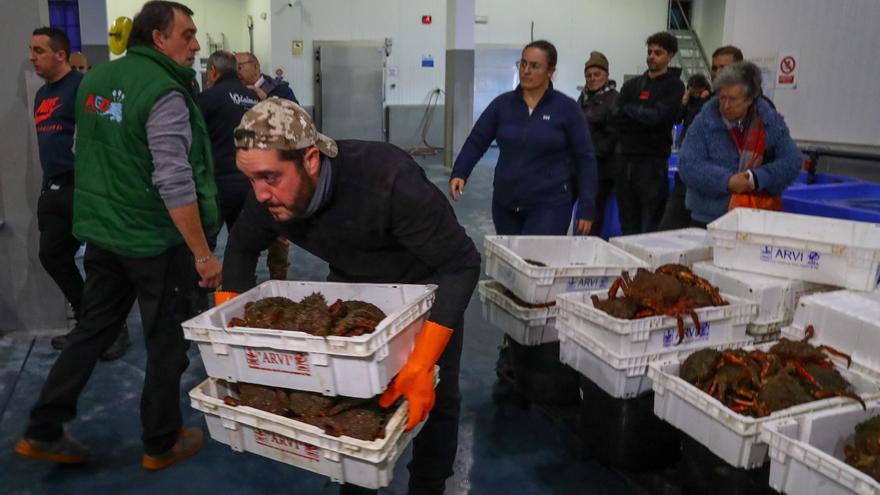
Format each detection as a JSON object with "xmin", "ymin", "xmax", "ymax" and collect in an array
[
  {"xmin": 663, "ymin": 321, "xmax": 710, "ymax": 346},
  {"xmin": 775, "ymin": 248, "xmax": 804, "ymax": 263}
]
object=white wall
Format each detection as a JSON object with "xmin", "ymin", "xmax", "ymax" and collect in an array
[
  {"xmin": 691, "ymin": 0, "xmax": 725, "ymax": 58},
  {"xmin": 474, "ymin": 0, "xmax": 669, "ymax": 99},
  {"xmin": 243, "ymin": 0, "xmax": 272, "ymax": 68},
  {"xmin": 268, "ymin": 0, "xmax": 668, "ymax": 106},
  {"xmin": 269, "ymin": 0, "xmax": 447, "ymax": 106},
  {"xmin": 79, "ymin": 0, "xmax": 108, "ymax": 45},
  {"xmin": 723, "ymin": 0, "xmax": 880, "ymax": 146},
  {"xmin": 105, "ymin": 0, "xmax": 248, "ymax": 56}
]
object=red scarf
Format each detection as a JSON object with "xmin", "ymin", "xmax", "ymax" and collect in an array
[{"xmin": 727, "ymin": 107, "xmax": 782, "ymax": 212}]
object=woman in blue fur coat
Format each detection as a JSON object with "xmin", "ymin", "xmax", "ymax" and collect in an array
[{"xmin": 678, "ymin": 61, "xmax": 801, "ymax": 226}]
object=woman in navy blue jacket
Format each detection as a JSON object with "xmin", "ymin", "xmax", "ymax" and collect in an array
[
  {"xmin": 679, "ymin": 61, "xmax": 801, "ymax": 226},
  {"xmin": 449, "ymin": 40, "xmax": 598, "ymax": 236},
  {"xmin": 449, "ymin": 41, "xmax": 597, "ymax": 405}
]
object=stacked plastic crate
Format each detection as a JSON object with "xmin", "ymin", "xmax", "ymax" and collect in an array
[
  {"xmin": 479, "ymin": 236, "xmax": 648, "ymax": 405},
  {"xmin": 181, "ymin": 281, "xmax": 437, "ymax": 489},
  {"xmin": 552, "ymin": 228, "xmax": 759, "ymax": 468},
  {"xmin": 645, "ymin": 209, "xmax": 880, "ymax": 493}
]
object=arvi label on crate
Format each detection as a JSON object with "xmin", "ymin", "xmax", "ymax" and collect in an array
[
  {"xmin": 245, "ymin": 348, "xmax": 311, "ymax": 376},
  {"xmin": 759, "ymin": 245, "xmax": 821, "ymax": 270},
  {"xmin": 254, "ymin": 428, "xmax": 321, "ymax": 462},
  {"xmin": 566, "ymin": 276, "xmax": 610, "ymax": 292},
  {"xmin": 662, "ymin": 321, "xmax": 710, "ymax": 347}
]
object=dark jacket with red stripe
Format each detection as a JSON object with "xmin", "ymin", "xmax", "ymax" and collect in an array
[{"xmin": 611, "ymin": 67, "xmax": 685, "ymax": 158}]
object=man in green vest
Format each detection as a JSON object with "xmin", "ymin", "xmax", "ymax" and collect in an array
[{"xmin": 15, "ymin": 1, "xmax": 220, "ymax": 471}]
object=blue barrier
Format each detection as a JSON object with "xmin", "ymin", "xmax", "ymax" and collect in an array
[
  {"xmin": 598, "ymin": 169, "xmax": 678, "ymax": 239},
  {"xmin": 785, "ymin": 171, "xmax": 860, "ymax": 190},
  {"xmin": 782, "ymin": 182, "xmax": 880, "ymax": 223}
]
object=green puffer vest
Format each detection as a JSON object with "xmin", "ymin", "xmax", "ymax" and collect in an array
[{"xmin": 73, "ymin": 45, "xmax": 219, "ymax": 257}]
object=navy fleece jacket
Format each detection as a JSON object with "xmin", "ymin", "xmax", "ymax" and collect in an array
[{"xmin": 451, "ymin": 84, "xmax": 598, "ymax": 221}]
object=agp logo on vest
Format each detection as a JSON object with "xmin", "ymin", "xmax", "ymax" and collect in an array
[{"xmin": 84, "ymin": 90, "xmax": 125, "ymax": 123}]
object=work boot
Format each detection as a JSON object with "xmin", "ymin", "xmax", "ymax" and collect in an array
[
  {"xmin": 142, "ymin": 427, "xmax": 204, "ymax": 471},
  {"xmin": 14, "ymin": 433, "xmax": 92, "ymax": 464},
  {"xmin": 99, "ymin": 325, "xmax": 130, "ymax": 361}
]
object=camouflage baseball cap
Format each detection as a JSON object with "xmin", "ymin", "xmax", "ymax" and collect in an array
[{"xmin": 234, "ymin": 97, "xmax": 338, "ymax": 157}]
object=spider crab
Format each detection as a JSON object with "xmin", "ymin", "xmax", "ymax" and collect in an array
[{"xmin": 605, "ymin": 264, "xmax": 726, "ymax": 345}]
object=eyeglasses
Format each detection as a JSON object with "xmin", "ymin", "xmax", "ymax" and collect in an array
[
  {"xmin": 718, "ymin": 95, "xmax": 749, "ymax": 105},
  {"xmin": 515, "ymin": 59, "xmax": 545, "ymax": 71}
]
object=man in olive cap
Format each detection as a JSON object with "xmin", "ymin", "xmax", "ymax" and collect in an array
[
  {"xmin": 221, "ymin": 97, "xmax": 481, "ymax": 495},
  {"xmin": 577, "ymin": 50, "xmax": 618, "ymax": 236}
]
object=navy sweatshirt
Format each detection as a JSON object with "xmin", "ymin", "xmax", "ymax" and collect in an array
[
  {"xmin": 451, "ymin": 83, "xmax": 598, "ymax": 221},
  {"xmin": 198, "ymin": 72, "xmax": 260, "ymax": 185},
  {"xmin": 610, "ymin": 68, "xmax": 685, "ymax": 158},
  {"xmin": 34, "ymin": 69, "xmax": 82, "ymax": 180}
]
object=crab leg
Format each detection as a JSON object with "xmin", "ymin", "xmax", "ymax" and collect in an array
[
  {"xmin": 812, "ymin": 389, "xmax": 867, "ymax": 410},
  {"xmin": 801, "ymin": 324, "xmax": 815, "ymax": 343},
  {"xmin": 817, "ymin": 345, "xmax": 853, "ymax": 369},
  {"xmin": 791, "ymin": 360, "xmax": 818, "ymax": 386}
]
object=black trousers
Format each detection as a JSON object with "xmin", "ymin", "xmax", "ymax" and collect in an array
[
  {"xmin": 37, "ymin": 174, "xmax": 83, "ymax": 315},
  {"xmin": 217, "ymin": 180, "xmax": 250, "ymax": 232},
  {"xmin": 588, "ymin": 157, "xmax": 616, "ymax": 237},
  {"xmin": 341, "ymin": 267, "xmax": 479, "ymax": 495},
  {"xmin": 26, "ymin": 243, "xmax": 198, "ymax": 455},
  {"xmin": 615, "ymin": 155, "xmax": 669, "ymax": 235},
  {"xmin": 657, "ymin": 173, "xmax": 692, "ymax": 231}
]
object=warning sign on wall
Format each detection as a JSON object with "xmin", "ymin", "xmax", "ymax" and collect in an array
[{"xmin": 775, "ymin": 51, "xmax": 798, "ymax": 89}]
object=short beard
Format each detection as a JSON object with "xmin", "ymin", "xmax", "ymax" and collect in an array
[{"xmin": 276, "ymin": 168, "xmax": 317, "ymax": 221}]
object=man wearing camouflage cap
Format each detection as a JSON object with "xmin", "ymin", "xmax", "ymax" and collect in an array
[{"xmin": 220, "ymin": 97, "xmax": 481, "ymax": 494}]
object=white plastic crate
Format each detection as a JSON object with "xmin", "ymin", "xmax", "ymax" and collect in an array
[
  {"xmin": 478, "ymin": 280, "xmax": 558, "ymax": 345},
  {"xmin": 182, "ymin": 281, "xmax": 436, "ymax": 397},
  {"xmin": 707, "ymin": 209, "xmax": 880, "ymax": 291},
  {"xmin": 789, "ymin": 290, "xmax": 880, "ymax": 373},
  {"xmin": 609, "ymin": 228, "xmax": 713, "ymax": 269},
  {"xmin": 557, "ymin": 317, "xmax": 753, "ymax": 399},
  {"xmin": 761, "ymin": 399, "xmax": 880, "ymax": 495},
  {"xmin": 190, "ymin": 377, "xmax": 423, "ymax": 489},
  {"xmin": 692, "ymin": 261, "xmax": 834, "ymax": 337},
  {"xmin": 483, "ymin": 235, "xmax": 648, "ymax": 304},
  {"xmin": 649, "ymin": 330, "xmax": 880, "ymax": 468},
  {"xmin": 555, "ymin": 290, "xmax": 756, "ymax": 356}
]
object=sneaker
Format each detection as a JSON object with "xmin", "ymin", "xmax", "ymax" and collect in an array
[
  {"xmin": 142, "ymin": 427, "xmax": 204, "ymax": 471},
  {"xmin": 14, "ymin": 434, "xmax": 92, "ymax": 464},
  {"xmin": 99, "ymin": 326, "xmax": 130, "ymax": 361},
  {"xmin": 50, "ymin": 333, "xmax": 70, "ymax": 351}
]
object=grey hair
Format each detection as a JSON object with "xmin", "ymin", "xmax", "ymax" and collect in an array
[
  {"xmin": 713, "ymin": 61, "xmax": 763, "ymax": 99},
  {"xmin": 207, "ymin": 50, "xmax": 237, "ymax": 75}
]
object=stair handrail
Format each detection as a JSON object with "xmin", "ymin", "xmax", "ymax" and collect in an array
[{"xmin": 670, "ymin": 0, "xmax": 711, "ymax": 76}]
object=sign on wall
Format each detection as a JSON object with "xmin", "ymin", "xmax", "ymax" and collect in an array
[
  {"xmin": 749, "ymin": 54, "xmax": 778, "ymax": 101},
  {"xmin": 775, "ymin": 51, "xmax": 798, "ymax": 89}
]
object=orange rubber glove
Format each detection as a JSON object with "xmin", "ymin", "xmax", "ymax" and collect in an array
[
  {"xmin": 379, "ymin": 321, "xmax": 453, "ymax": 431},
  {"xmin": 213, "ymin": 290, "xmax": 240, "ymax": 306}
]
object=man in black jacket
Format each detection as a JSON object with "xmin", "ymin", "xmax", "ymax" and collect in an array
[
  {"xmin": 577, "ymin": 51, "xmax": 618, "ymax": 237},
  {"xmin": 610, "ymin": 31, "xmax": 685, "ymax": 235},
  {"xmin": 233, "ymin": 50, "xmax": 296, "ymax": 279},
  {"xmin": 222, "ymin": 98, "xmax": 481, "ymax": 495},
  {"xmin": 198, "ymin": 50, "xmax": 260, "ymax": 230}
]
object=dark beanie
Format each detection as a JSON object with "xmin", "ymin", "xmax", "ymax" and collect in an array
[{"xmin": 584, "ymin": 51, "xmax": 609, "ymax": 72}]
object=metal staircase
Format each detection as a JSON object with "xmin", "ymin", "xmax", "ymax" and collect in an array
[{"xmin": 669, "ymin": 1, "xmax": 711, "ymax": 83}]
